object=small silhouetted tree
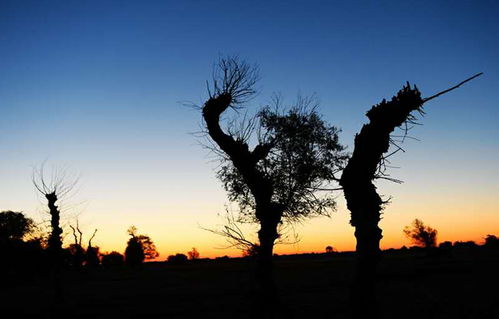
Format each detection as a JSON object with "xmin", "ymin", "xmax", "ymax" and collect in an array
[
  {"xmin": 85, "ymin": 229, "xmax": 99, "ymax": 267},
  {"xmin": 484, "ymin": 235, "xmax": 499, "ymax": 249},
  {"xmin": 125, "ymin": 227, "xmax": 145, "ymax": 266},
  {"xmin": 404, "ymin": 219, "xmax": 438, "ymax": 248},
  {"xmin": 0, "ymin": 211, "xmax": 34, "ymax": 242},
  {"xmin": 68, "ymin": 220, "xmax": 85, "ymax": 268},
  {"xmin": 167, "ymin": 253, "xmax": 188, "ymax": 265},
  {"xmin": 125, "ymin": 226, "xmax": 159, "ymax": 266},
  {"xmin": 201, "ymin": 56, "xmax": 346, "ymax": 312},
  {"xmin": 102, "ymin": 251, "xmax": 124, "ymax": 267},
  {"xmin": 187, "ymin": 247, "xmax": 200, "ymax": 260},
  {"xmin": 339, "ymin": 73, "xmax": 482, "ymax": 318},
  {"xmin": 32, "ymin": 164, "xmax": 79, "ymax": 303},
  {"xmin": 0, "ymin": 211, "xmax": 38, "ymax": 274},
  {"xmin": 325, "ymin": 245, "xmax": 334, "ymax": 254}
]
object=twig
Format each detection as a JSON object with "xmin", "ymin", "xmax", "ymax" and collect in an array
[{"xmin": 423, "ymin": 72, "xmax": 483, "ymax": 103}]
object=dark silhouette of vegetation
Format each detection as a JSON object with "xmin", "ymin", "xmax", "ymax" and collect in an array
[
  {"xmin": 101, "ymin": 251, "xmax": 124, "ymax": 268},
  {"xmin": 0, "ymin": 211, "xmax": 45, "ymax": 277},
  {"xmin": 325, "ymin": 245, "xmax": 334, "ymax": 254},
  {"xmin": 187, "ymin": 247, "xmax": 200, "ymax": 260},
  {"xmin": 242, "ymin": 243, "xmax": 260, "ymax": 258},
  {"xmin": 167, "ymin": 253, "xmax": 188, "ymax": 265},
  {"xmin": 484, "ymin": 234, "xmax": 499, "ymax": 249},
  {"xmin": 32, "ymin": 165, "xmax": 78, "ymax": 258},
  {"xmin": 125, "ymin": 226, "xmax": 159, "ymax": 266},
  {"xmin": 0, "ymin": 210, "xmax": 35, "ymax": 241},
  {"xmin": 339, "ymin": 73, "xmax": 482, "ymax": 318},
  {"xmin": 68, "ymin": 220, "xmax": 85, "ymax": 268},
  {"xmin": 404, "ymin": 219, "xmax": 438, "ymax": 248},
  {"xmin": 85, "ymin": 229, "xmax": 100, "ymax": 268},
  {"xmin": 201, "ymin": 56, "xmax": 346, "ymax": 314},
  {"xmin": 68, "ymin": 220, "xmax": 99, "ymax": 268},
  {"xmin": 32, "ymin": 164, "xmax": 79, "ymax": 305}
]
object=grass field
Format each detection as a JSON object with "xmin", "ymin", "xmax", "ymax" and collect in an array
[{"xmin": 4, "ymin": 249, "xmax": 498, "ymax": 319}]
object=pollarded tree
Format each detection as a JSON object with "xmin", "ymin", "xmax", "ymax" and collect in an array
[
  {"xmin": 32, "ymin": 164, "xmax": 78, "ymax": 259},
  {"xmin": 339, "ymin": 73, "xmax": 482, "ymax": 318},
  {"xmin": 201, "ymin": 57, "xmax": 346, "ymax": 310},
  {"xmin": 32, "ymin": 163, "xmax": 79, "ymax": 304}
]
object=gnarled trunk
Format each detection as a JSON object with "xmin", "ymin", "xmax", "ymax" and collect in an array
[{"xmin": 340, "ymin": 84, "xmax": 424, "ymax": 318}]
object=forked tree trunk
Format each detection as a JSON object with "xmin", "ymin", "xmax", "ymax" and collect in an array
[{"xmin": 203, "ymin": 93, "xmax": 281, "ymax": 316}]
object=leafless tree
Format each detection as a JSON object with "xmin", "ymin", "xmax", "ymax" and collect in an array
[{"xmin": 339, "ymin": 73, "xmax": 482, "ymax": 318}]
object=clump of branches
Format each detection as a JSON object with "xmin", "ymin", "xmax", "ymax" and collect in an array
[{"xmin": 207, "ymin": 55, "xmax": 260, "ymax": 106}]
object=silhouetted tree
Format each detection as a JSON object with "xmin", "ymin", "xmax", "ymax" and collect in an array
[
  {"xmin": 339, "ymin": 73, "xmax": 482, "ymax": 318},
  {"xmin": 125, "ymin": 226, "xmax": 159, "ymax": 266},
  {"xmin": 201, "ymin": 56, "xmax": 346, "ymax": 312},
  {"xmin": 85, "ymin": 228, "xmax": 99, "ymax": 267},
  {"xmin": 0, "ymin": 211, "xmax": 34, "ymax": 242},
  {"xmin": 484, "ymin": 234, "xmax": 499, "ymax": 249},
  {"xmin": 325, "ymin": 245, "xmax": 334, "ymax": 254},
  {"xmin": 0, "ymin": 211, "xmax": 41, "ymax": 275},
  {"xmin": 32, "ymin": 164, "xmax": 79, "ymax": 303},
  {"xmin": 68, "ymin": 220, "xmax": 85, "ymax": 268},
  {"xmin": 187, "ymin": 247, "xmax": 200, "ymax": 260},
  {"xmin": 167, "ymin": 253, "xmax": 188, "ymax": 265},
  {"xmin": 85, "ymin": 246, "xmax": 100, "ymax": 268},
  {"xmin": 101, "ymin": 251, "xmax": 124, "ymax": 268},
  {"xmin": 404, "ymin": 219, "xmax": 438, "ymax": 248}
]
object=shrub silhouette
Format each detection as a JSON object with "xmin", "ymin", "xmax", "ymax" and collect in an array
[
  {"xmin": 404, "ymin": 219, "xmax": 438, "ymax": 248},
  {"xmin": 167, "ymin": 253, "xmax": 188, "ymax": 265},
  {"xmin": 85, "ymin": 246, "xmax": 100, "ymax": 268},
  {"xmin": 484, "ymin": 234, "xmax": 499, "ymax": 249},
  {"xmin": 102, "ymin": 251, "xmax": 124, "ymax": 268},
  {"xmin": 187, "ymin": 247, "xmax": 199, "ymax": 260}
]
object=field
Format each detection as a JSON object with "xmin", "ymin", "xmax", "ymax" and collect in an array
[{"xmin": 4, "ymin": 249, "xmax": 498, "ymax": 319}]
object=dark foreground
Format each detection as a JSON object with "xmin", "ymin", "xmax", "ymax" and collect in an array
[{"xmin": 3, "ymin": 249, "xmax": 498, "ymax": 319}]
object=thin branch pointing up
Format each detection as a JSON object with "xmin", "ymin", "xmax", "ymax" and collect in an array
[{"xmin": 423, "ymin": 72, "xmax": 483, "ymax": 103}]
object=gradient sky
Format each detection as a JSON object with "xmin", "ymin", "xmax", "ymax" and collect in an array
[{"xmin": 1, "ymin": 1, "xmax": 498, "ymax": 259}]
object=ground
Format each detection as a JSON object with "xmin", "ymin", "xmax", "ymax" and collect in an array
[{"xmin": 3, "ymin": 249, "xmax": 498, "ymax": 319}]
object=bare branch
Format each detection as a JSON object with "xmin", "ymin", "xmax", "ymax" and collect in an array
[{"xmin": 423, "ymin": 72, "xmax": 483, "ymax": 103}]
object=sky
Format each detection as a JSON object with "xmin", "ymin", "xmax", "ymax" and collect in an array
[{"xmin": 1, "ymin": 0, "xmax": 498, "ymax": 259}]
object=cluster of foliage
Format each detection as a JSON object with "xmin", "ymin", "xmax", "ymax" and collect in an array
[
  {"xmin": 216, "ymin": 99, "xmax": 347, "ymax": 223},
  {"xmin": 125, "ymin": 226, "xmax": 159, "ymax": 266},
  {"xmin": 403, "ymin": 219, "xmax": 438, "ymax": 248}
]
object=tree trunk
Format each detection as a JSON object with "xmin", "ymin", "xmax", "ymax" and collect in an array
[
  {"xmin": 340, "ymin": 84, "xmax": 425, "ymax": 319},
  {"xmin": 45, "ymin": 192, "xmax": 64, "ymax": 306},
  {"xmin": 254, "ymin": 206, "xmax": 281, "ymax": 318}
]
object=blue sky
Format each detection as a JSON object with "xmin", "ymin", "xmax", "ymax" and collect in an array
[{"xmin": 1, "ymin": 1, "xmax": 498, "ymax": 256}]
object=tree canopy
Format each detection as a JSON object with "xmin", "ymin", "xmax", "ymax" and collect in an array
[
  {"xmin": 0, "ymin": 211, "xmax": 35, "ymax": 242},
  {"xmin": 216, "ymin": 96, "xmax": 347, "ymax": 224}
]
